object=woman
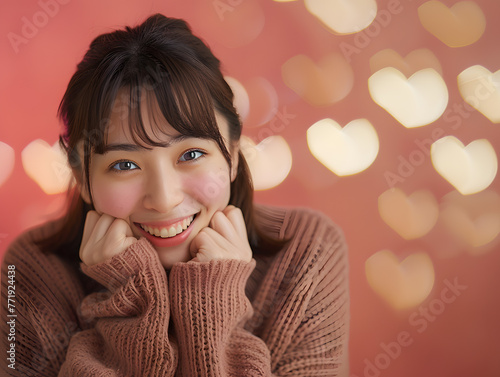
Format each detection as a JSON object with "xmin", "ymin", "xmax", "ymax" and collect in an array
[{"xmin": 1, "ymin": 14, "xmax": 349, "ymax": 376}]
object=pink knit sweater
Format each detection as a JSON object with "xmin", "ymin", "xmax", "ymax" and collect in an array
[{"xmin": 1, "ymin": 205, "xmax": 349, "ymax": 376}]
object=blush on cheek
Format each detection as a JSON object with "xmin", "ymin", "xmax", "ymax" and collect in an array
[
  {"xmin": 92, "ymin": 182, "xmax": 141, "ymax": 219},
  {"xmin": 186, "ymin": 169, "xmax": 231, "ymax": 209}
]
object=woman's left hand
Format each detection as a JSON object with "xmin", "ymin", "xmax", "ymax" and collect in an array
[{"xmin": 189, "ymin": 205, "xmax": 252, "ymax": 263}]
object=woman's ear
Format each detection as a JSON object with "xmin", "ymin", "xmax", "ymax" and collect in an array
[
  {"xmin": 78, "ymin": 181, "xmax": 91, "ymax": 204},
  {"xmin": 74, "ymin": 170, "xmax": 91, "ymax": 204},
  {"xmin": 73, "ymin": 140, "xmax": 91, "ymax": 204}
]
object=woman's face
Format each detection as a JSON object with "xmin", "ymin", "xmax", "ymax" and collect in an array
[{"xmin": 82, "ymin": 94, "xmax": 238, "ymax": 268}]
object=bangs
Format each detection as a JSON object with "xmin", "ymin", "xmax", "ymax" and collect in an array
[{"xmin": 92, "ymin": 54, "xmax": 231, "ymax": 163}]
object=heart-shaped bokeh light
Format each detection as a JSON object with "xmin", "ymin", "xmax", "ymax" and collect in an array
[
  {"xmin": 307, "ymin": 118, "xmax": 379, "ymax": 176},
  {"xmin": 458, "ymin": 65, "xmax": 500, "ymax": 123},
  {"xmin": 431, "ymin": 136, "xmax": 498, "ymax": 195},
  {"xmin": 418, "ymin": 1, "xmax": 486, "ymax": 47},
  {"xmin": 368, "ymin": 67, "xmax": 448, "ymax": 128},
  {"xmin": 282, "ymin": 53, "xmax": 354, "ymax": 107},
  {"xmin": 369, "ymin": 48, "xmax": 443, "ymax": 77},
  {"xmin": 378, "ymin": 188, "xmax": 439, "ymax": 240},
  {"xmin": 0, "ymin": 141, "xmax": 15, "ymax": 188},
  {"xmin": 440, "ymin": 190, "xmax": 500, "ymax": 251},
  {"xmin": 240, "ymin": 135, "xmax": 292, "ymax": 190},
  {"xmin": 304, "ymin": 0, "xmax": 377, "ymax": 34},
  {"xmin": 366, "ymin": 250, "xmax": 435, "ymax": 311},
  {"xmin": 21, "ymin": 140, "xmax": 74, "ymax": 195}
]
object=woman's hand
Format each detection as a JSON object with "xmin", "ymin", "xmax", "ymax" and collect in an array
[
  {"xmin": 189, "ymin": 205, "xmax": 252, "ymax": 263},
  {"xmin": 80, "ymin": 211, "xmax": 138, "ymax": 266}
]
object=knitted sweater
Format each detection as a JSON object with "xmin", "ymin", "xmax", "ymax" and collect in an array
[{"xmin": 1, "ymin": 205, "xmax": 349, "ymax": 376}]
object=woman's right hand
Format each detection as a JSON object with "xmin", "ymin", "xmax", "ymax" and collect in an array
[{"xmin": 79, "ymin": 211, "xmax": 138, "ymax": 266}]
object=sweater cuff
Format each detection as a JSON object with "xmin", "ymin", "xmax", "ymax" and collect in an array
[{"xmin": 81, "ymin": 237, "xmax": 163, "ymax": 291}]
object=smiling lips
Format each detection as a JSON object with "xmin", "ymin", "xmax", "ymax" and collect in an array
[{"xmin": 139, "ymin": 215, "xmax": 195, "ymax": 238}]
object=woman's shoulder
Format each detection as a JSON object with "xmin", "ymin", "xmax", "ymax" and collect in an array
[
  {"xmin": 2, "ymin": 218, "xmax": 90, "ymax": 309},
  {"xmin": 3, "ymin": 219, "xmax": 61, "ymax": 261},
  {"xmin": 254, "ymin": 203, "xmax": 345, "ymax": 245},
  {"xmin": 248, "ymin": 204, "xmax": 348, "ymax": 305},
  {"xmin": 1, "ymin": 218, "xmax": 82, "ymax": 289}
]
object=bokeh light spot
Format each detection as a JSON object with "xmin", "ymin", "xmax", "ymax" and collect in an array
[
  {"xmin": 440, "ymin": 190, "xmax": 500, "ymax": 251},
  {"xmin": 458, "ymin": 65, "xmax": 500, "ymax": 123},
  {"xmin": 240, "ymin": 135, "xmax": 292, "ymax": 190},
  {"xmin": 369, "ymin": 48, "xmax": 443, "ymax": 77},
  {"xmin": 0, "ymin": 141, "xmax": 15, "ymax": 188},
  {"xmin": 431, "ymin": 136, "xmax": 498, "ymax": 195},
  {"xmin": 418, "ymin": 1, "xmax": 486, "ymax": 47},
  {"xmin": 307, "ymin": 118, "xmax": 379, "ymax": 176},
  {"xmin": 368, "ymin": 67, "xmax": 448, "ymax": 128},
  {"xmin": 378, "ymin": 188, "xmax": 439, "ymax": 240},
  {"xmin": 282, "ymin": 53, "xmax": 354, "ymax": 107},
  {"xmin": 366, "ymin": 250, "xmax": 435, "ymax": 311},
  {"xmin": 304, "ymin": 0, "xmax": 377, "ymax": 35},
  {"xmin": 21, "ymin": 140, "xmax": 74, "ymax": 195}
]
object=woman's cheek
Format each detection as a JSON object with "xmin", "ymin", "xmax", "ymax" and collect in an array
[
  {"xmin": 185, "ymin": 168, "xmax": 231, "ymax": 210},
  {"xmin": 92, "ymin": 180, "xmax": 142, "ymax": 219}
]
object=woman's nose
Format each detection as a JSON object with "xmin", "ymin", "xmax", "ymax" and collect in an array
[{"xmin": 142, "ymin": 168, "xmax": 184, "ymax": 213}]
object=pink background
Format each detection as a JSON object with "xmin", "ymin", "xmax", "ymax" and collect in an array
[{"xmin": 1, "ymin": 0, "xmax": 499, "ymax": 375}]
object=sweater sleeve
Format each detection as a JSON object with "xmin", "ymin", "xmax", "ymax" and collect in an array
[
  {"xmin": 59, "ymin": 237, "xmax": 178, "ymax": 376},
  {"xmin": 269, "ymin": 219, "xmax": 350, "ymax": 376},
  {"xmin": 1, "ymin": 231, "xmax": 86, "ymax": 377},
  {"xmin": 249, "ymin": 207, "xmax": 350, "ymax": 376},
  {"xmin": 168, "ymin": 208, "xmax": 349, "ymax": 377},
  {"xmin": 169, "ymin": 258, "xmax": 273, "ymax": 376}
]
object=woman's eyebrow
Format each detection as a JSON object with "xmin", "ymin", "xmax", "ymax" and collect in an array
[{"xmin": 97, "ymin": 134, "xmax": 191, "ymax": 154}]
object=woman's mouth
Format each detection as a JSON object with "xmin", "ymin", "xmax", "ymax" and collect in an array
[
  {"xmin": 134, "ymin": 213, "xmax": 198, "ymax": 248},
  {"xmin": 138, "ymin": 215, "xmax": 195, "ymax": 238}
]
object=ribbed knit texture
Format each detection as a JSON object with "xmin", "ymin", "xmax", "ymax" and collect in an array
[{"xmin": 1, "ymin": 205, "xmax": 349, "ymax": 376}]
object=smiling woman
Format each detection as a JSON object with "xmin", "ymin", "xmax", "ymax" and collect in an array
[{"xmin": 0, "ymin": 13, "xmax": 349, "ymax": 376}]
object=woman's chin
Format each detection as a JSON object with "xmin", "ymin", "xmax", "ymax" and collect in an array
[{"xmin": 155, "ymin": 244, "xmax": 193, "ymax": 269}]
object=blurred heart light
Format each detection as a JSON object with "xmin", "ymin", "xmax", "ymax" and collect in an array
[
  {"xmin": 440, "ymin": 190, "xmax": 500, "ymax": 251},
  {"xmin": 282, "ymin": 53, "xmax": 354, "ymax": 107},
  {"xmin": 366, "ymin": 250, "xmax": 435, "ymax": 310},
  {"xmin": 21, "ymin": 139, "xmax": 74, "ymax": 195},
  {"xmin": 458, "ymin": 65, "xmax": 500, "ymax": 123},
  {"xmin": 431, "ymin": 136, "xmax": 497, "ymax": 195},
  {"xmin": 240, "ymin": 135, "xmax": 292, "ymax": 190},
  {"xmin": 418, "ymin": 1, "xmax": 486, "ymax": 47},
  {"xmin": 0, "ymin": 141, "xmax": 15, "ymax": 188},
  {"xmin": 304, "ymin": 0, "xmax": 377, "ymax": 34},
  {"xmin": 307, "ymin": 118, "xmax": 379, "ymax": 176},
  {"xmin": 368, "ymin": 67, "xmax": 448, "ymax": 128},
  {"xmin": 378, "ymin": 188, "xmax": 439, "ymax": 240},
  {"xmin": 369, "ymin": 48, "xmax": 443, "ymax": 77}
]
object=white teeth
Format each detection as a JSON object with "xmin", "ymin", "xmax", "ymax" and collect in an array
[{"xmin": 140, "ymin": 215, "xmax": 195, "ymax": 238}]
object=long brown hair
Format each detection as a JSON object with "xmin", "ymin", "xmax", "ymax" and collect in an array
[{"xmin": 37, "ymin": 14, "xmax": 286, "ymax": 265}]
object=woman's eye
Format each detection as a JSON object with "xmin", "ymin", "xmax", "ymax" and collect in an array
[
  {"xmin": 111, "ymin": 161, "xmax": 139, "ymax": 171},
  {"xmin": 179, "ymin": 150, "xmax": 205, "ymax": 162}
]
